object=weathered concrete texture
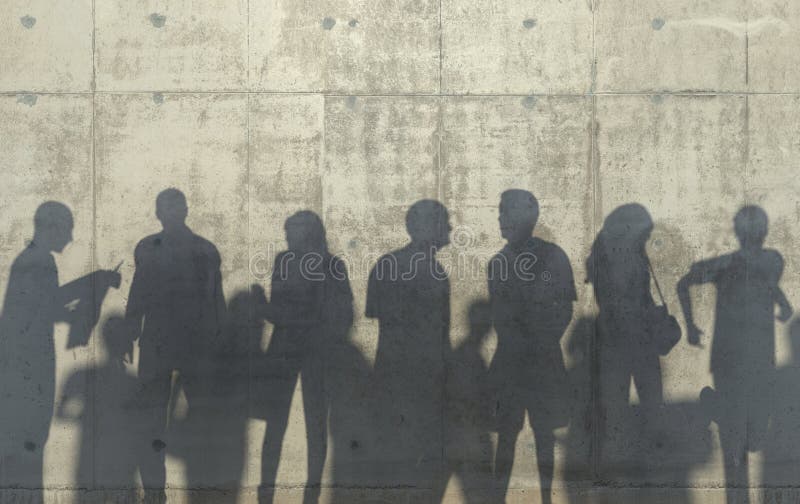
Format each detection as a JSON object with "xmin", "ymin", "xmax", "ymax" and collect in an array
[
  {"xmin": 250, "ymin": 1, "xmax": 440, "ymax": 93},
  {"xmin": 3, "ymin": 0, "xmax": 800, "ymax": 502},
  {"xmin": 595, "ymin": 0, "xmax": 748, "ymax": 92},
  {"xmin": 0, "ymin": 1, "xmax": 93, "ymax": 92},
  {"xmin": 441, "ymin": 0, "xmax": 593, "ymax": 94},
  {"xmin": 95, "ymin": 0, "xmax": 248, "ymax": 91}
]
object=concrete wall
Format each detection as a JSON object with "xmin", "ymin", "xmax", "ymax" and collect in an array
[{"xmin": 1, "ymin": 0, "xmax": 800, "ymax": 502}]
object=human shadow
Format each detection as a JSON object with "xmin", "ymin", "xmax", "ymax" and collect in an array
[
  {"xmin": 56, "ymin": 314, "xmax": 143, "ymax": 501},
  {"xmin": 441, "ymin": 300, "xmax": 495, "ymax": 503},
  {"xmin": 488, "ymin": 190, "xmax": 576, "ymax": 504},
  {"xmin": 125, "ymin": 188, "xmax": 227, "ymax": 504},
  {"xmin": 586, "ymin": 204, "xmax": 668, "ymax": 482},
  {"xmin": 366, "ymin": 199, "xmax": 452, "ymax": 495},
  {"xmin": 0, "ymin": 201, "xmax": 120, "ymax": 501},
  {"xmin": 762, "ymin": 318, "xmax": 800, "ymax": 492},
  {"xmin": 678, "ymin": 205, "xmax": 792, "ymax": 504},
  {"xmin": 254, "ymin": 210, "xmax": 353, "ymax": 504}
]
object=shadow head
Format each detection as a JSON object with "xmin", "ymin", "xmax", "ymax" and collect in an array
[
  {"xmin": 406, "ymin": 199, "xmax": 451, "ymax": 250},
  {"xmin": 499, "ymin": 189, "xmax": 539, "ymax": 244},
  {"xmin": 34, "ymin": 201, "xmax": 74, "ymax": 253}
]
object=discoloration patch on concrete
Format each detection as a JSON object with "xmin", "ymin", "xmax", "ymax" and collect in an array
[
  {"xmin": 149, "ymin": 13, "xmax": 167, "ymax": 28},
  {"xmin": 17, "ymin": 94, "xmax": 38, "ymax": 107},
  {"xmin": 523, "ymin": 18, "xmax": 537, "ymax": 29},
  {"xmin": 20, "ymin": 15, "xmax": 36, "ymax": 29},
  {"xmin": 322, "ymin": 17, "xmax": 336, "ymax": 30},
  {"xmin": 152, "ymin": 92, "xmax": 164, "ymax": 104},
  {"xmin": 652, "ymin": 17, "xmax": 666, "ymax": 30},
  {"xmin": 521, "ymin": 96, "xmax": 537, "ymax": 108}
]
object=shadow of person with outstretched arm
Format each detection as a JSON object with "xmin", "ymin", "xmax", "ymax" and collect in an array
[
  {"xmin": 488, "ymin": 190, "xmax": 575, "ymax": 504},
  {"xmin": 256, "ymin": 210, "xmax": 353, "ymax": 504},
  {"xmin": 366, "ymin": 200, "xmax": 452, "ymax": 495},
  {"xmin": 677, "ymin": 205, "xmax": 792, "ymax": 504},
  {"xmin": 0, "ymin": 202, "xmax": 120, "ymax": 500}
]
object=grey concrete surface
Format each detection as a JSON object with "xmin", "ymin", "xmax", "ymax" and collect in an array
[{"xmin": 2, "ymin": 0, "xmax": 800, "ymax": 502}]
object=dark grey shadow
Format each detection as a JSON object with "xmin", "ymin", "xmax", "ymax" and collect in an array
[{"xmin": 0, "ymin": 201, "xmax": 120, "ymax": 502}]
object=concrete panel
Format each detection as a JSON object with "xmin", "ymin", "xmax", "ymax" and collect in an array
[
  {"xmin": 439, "ymin": 96, "xmax": 594, "ymax": 497},
  {"xmin": 595, "ymin": 94, "xmax": 748, "ymax": 486},
  {"xmin": 0, "ymin": 95, "xmax": 94, "ymax": 489},
  {"xmin": 246, "ymin": 94, "xmax": 325, "ymax": 490},
  {"xmin": 748, "ymin": 1, "xmax": 800, "ymax": 92},
  {"xmin": 94, "ymin": 92, "xmax": 248, "ymax": 491},
  {"xmin": 0, "ymin": 1, "xmax": 93, "ymax": 92},
  {"xmin": 323, "ymin": 96, "xmax": 441, "ymax": 488},
  {"xmin": 95, "ymin": 0, "xmax": 248, "ymax": 91},
  {"xmin": 595, "ymin": 0, "xmax": 747, "ymax": 92},
  {"xmin": 250, "ymin": 0, "xmax": 439, "ymax": 93},
  {"xmin": 441, "ymin": 0, "xmax": 593, "ymax": 94}
]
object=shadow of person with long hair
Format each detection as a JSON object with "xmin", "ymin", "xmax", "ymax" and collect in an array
[
  {"xmin": 366, "ymin": 199, "xmax": 452, "ymax": 495},
  {"xmin": 587, "ymin": 204, "xmax": 667, "ymax": 482},
  {"xmin": 678, "ymin": 205, "xmax": 792, "ymax": 504},
  {"xmin": 56, "ymin": 314, "xmax": 142, "ymax": 501},
  {"xmin": 125, "ymin": 188, "xmax": 227, "ymax": 504},
  {"xmin": 256, "ymin": 210, "xmax": 353, "ymax": 504},
  {"xmin": 0, "ymin": 202, "xmax": 120, "ymax": 501},
  {"xmin": 489, "ymin": 189, "xmax": 576, "ymax": 504}
]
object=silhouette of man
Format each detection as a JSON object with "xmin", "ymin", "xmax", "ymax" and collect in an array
[
  {"xmin": 678, "ymin": 205, "xmax": 792, "ymax": 504},
  {"xmin": 126, "ymin": 189, "xmax": 226, "ymax": 503},
  {"xmin": 256, "ymin": 210, "xmax": 353, "ymax": 504},
  {"xmin": 366, "ymin": 200, "xmax": 452, "ymax": 489},
  {"xmin": 488, "ymin": 190, "xmax": 575, "ymax": 504},
  {"xmin": 0, "ymin": 202, "xmax": 120, "ymax": 498}
]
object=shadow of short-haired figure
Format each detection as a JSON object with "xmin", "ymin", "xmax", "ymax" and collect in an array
[
  {"xmin": 0, "ymin": 202, "xmax": 119, "ymax": 500},
  {"xmin": 488, "ymin": 190, "xmax": 575, "ymax": 504},
  {"xmin": 678, "ymin": 205, "xmax": 792, "ymax": 504},
  {"xmin": 366, "ymin": 199, "xmax": 452, "ymax": 492},
  {"xmin": 125, "ymin": 188, "xmax": 226, "ymax": 504},
  {"xmin": 256, "ymin": 210, "xmax": 353, "ymax": 504},
  {"xmin": 57, "ymin": 315, "xmax": 143, "ymax": 500},
  {"xmin": 441, "ymin": 300, "xmax": 495, "ymax": 503}
]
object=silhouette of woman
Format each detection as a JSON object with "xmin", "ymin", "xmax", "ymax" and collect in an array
[
  {"xmin": 258, "ymin": 211, "xmax": 353, "ymax": 504},
  {"xmin": 588, "ymin": 204, "xmax": 664, "ymax": 413}
]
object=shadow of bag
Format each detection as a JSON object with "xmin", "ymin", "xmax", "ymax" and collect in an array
[{"xmin": 646, "ymin": 258, "xmax": 681, "ymax": 356}]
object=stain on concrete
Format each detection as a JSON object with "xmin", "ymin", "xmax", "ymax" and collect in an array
[
  {"xmin": 652, "ymin": 18, "xmax": 666, "ymax": 30},
  {"xmin": 17, "ymin": 94, "xmax": 37, "ymax": 107},
  {"xmin": 20, "ymin": 15, "xmax": 36, "ymax": 29},
  {"xmin": 522, "ymin": 96, "xmax": 537, "ymax": 109},
  {"xmin": 651, "ymin": 94, "xmax": 664, "ymax": 105},
  {"xmin": 149, "ymin": 13, "xmax": 167, "ymax": 28},
  {"xmin": 345, "ymin": 96, "xmax": 357, "ymax": 109},
  {"xmin": 322, "ymin": 17, "xmax": 336, "ymax": 30},
  {"xmin": 152, "ymin": 92, "xmax": 164, "ymax": 105},
  {"xmin": 152, "ymin": 439, "xmax": 166, "ymax": 452},
  {"xmin": 523, "ymin": 18, "xmax": 537, "ymax": 29},
  {"xmin": 348, "ymin": 19, "xmax": 358, "ymax": 28}
]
